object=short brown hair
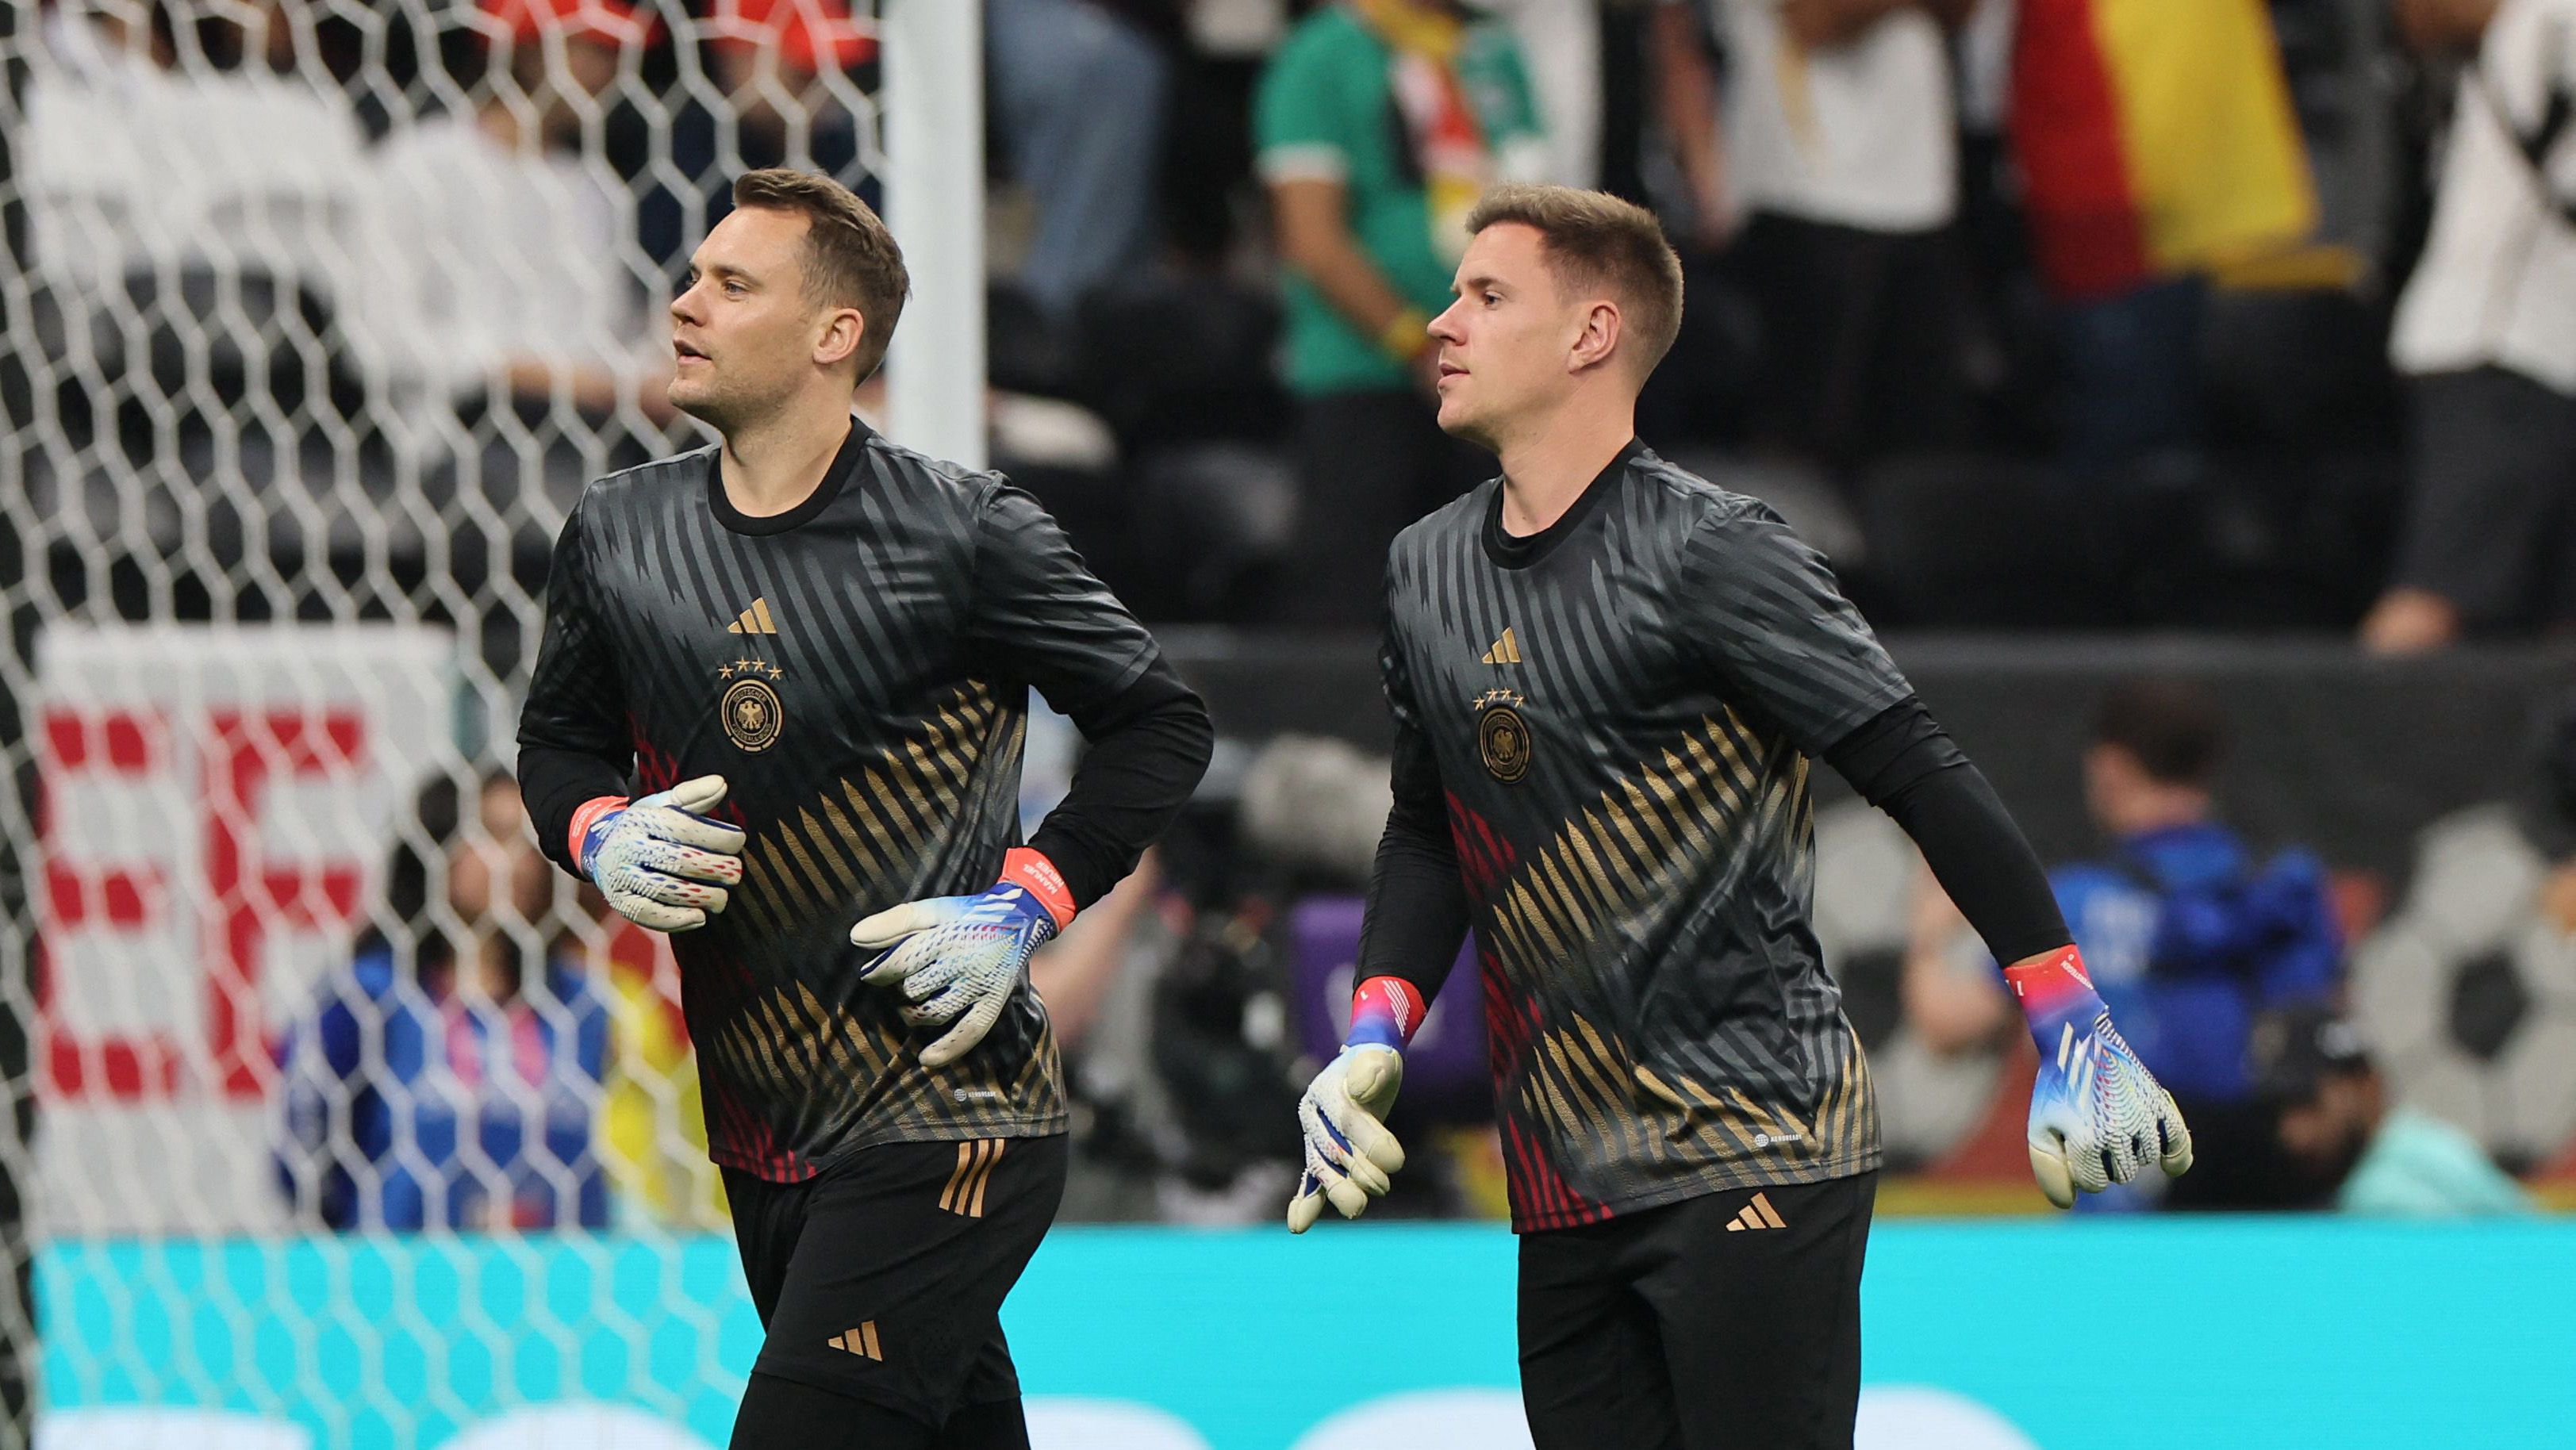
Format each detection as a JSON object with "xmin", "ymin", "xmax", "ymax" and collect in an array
[
  {"xmin": 731, "ymin": 168, "xmax": 910, "ymax": 381},
  {"xmin": 1465, "ymin": 184, "xmax": 1684, "ymax": 377},
  {"xmin": 2091, "ymin": 678, "xmax": 2227, "ymax": 787}
]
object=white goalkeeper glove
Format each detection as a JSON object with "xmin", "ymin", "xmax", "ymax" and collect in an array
[
  {"xmin": 2007, "ymin": 947, "xmax": 2194, "ymax": 1208},
  {"xmin": 850, "ymin": 848, "xmax": 1076, "ymax": 1068},
  {"xmin": 1288, "ymin": 1044, "xmax": 1407, "ymax": 1232},
  {"xmin": 1288, "ymin": 975, "xmax": 1424, "ymax": 1233},
  {"xmin": 571, "ymin": 775, "xmax": 745, "ymax": 933}
]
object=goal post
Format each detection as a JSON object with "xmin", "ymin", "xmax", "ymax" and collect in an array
[{"xmin": 881, "ymin": 0, "xmax": 988, "ymax": 472}]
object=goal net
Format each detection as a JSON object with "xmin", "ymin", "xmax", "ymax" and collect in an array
[{"xmin": 0, "ymin": 2, "xmax": 975, "ymax": 1444}]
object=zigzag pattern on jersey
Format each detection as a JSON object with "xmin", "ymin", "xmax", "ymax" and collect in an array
[
  {"xmin": 703, "ymin": 978, "xmax": 1059, "ymax": 1141},
  {"xmin": 731, "ymin": 681, "xmax": 1019, "ymax": 938},
  {"xmin": 1474, "ymin": 708, "xmax": 1876, "ymax": 1202}
]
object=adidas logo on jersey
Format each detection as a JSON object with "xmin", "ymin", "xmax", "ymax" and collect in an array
[
  {"xmin": 827, "ymin": 1322, "xmax": 883, "ymax": 1360},
  {"xmin": 1480, "ymin": 627, "xmax": 1522, "ymax": 665},
  {"xmin": 726, "ymin": 597, "xmax": 778, "ymax": 635},
  {"xmin": 1725, "ymin": 1192, "xmax": 1787, "ymax": 1233}
]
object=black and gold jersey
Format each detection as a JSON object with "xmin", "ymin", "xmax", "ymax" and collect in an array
[
  {"xmin": 520, "ymin": 421, "xmax": 1160, "ymax": 1181},
  {"xmin": 1380, "ymin": 442, "xmax": 1910, "ymax": 1229}
]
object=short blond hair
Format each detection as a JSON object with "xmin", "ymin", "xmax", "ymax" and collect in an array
[
  {"xmin": 732, "ymin": 168, "xmax": 910, "ymax": 381},
  {"xmin": 1465, "ymin": 184, "xmax": 1684, "ymax": 377}
]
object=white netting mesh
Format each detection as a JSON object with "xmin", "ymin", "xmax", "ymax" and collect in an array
[{"xmin": 0, "ymin": 3, "xmax": 924, "ymax": 1444}]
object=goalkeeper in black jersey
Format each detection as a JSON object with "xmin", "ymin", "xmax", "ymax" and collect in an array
[
  {"xmin": 517, "ymin": 170, "xmax": 1211, "ymax": 1450},
  {"xmin": 1286, "ymin": 185, "xmax": 2192, "ymax": 1449}
]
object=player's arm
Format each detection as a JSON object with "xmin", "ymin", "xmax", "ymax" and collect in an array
[
  {"xmin": 1288, "ymin": 627, "xmax": 1470, "ymax": 1232},
  {"xmin": 1256, "ymin": 31, "xmax": 1438, "ymax": 380},
  {"xmin": 1683, "ymin": 504, "xmax": 2190, "ymax": 1207},
  {"xmin": 516, "ymin": 497, "xmax": 743, "ymax": 933},
  {"xmin": 851, "ymin": 485, "xmax": 1214, "ymax": 1068}
]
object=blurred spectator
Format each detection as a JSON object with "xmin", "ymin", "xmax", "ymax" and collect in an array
[
  {"xmin": 702, "ymin": 0, "xmax": 873, "ymax": 179},
  {"xmin": 1480, "ymin": 0, "xmax": 1605, "ymax": 188},
  {"xmin": 2256, "ymin": 1004, "xmax": 2534, "ymax": 1214},
  {"xmin": 331, "ymin": 0, "xmax": 675, "ymax": 474},
  {"xmin": 598, "ymin": 934, "xmax": 728, "ymax": 1229},
  {"xmin": 1649, "ymin": 0, "xmax": 1977, "ymax": 474},
  {"xmin": 27, "ymin": 0, "xmax": 363, "ymax": 306},
  {"xmin": 2359, "ymin": 0, "xmax": 2576, "ymax": 653},
  {"xmin": 1256, "ymin": 0, "xmax": 1548, "ymax": 627},
  {"xmin": 278, "ymin": 770, "xmax": 612, "ymax": 1232},
  {"xmin": 989, "ymin": 0, "xmax": 1177, "ymax": 319},
  {"xmin": 1035, "ymin": 850, "xmax": 1169, "ymax": 1052},
  {"xmin": 2009, "ymin": 0, "xmax": 2315, "ymax": 462},
  {"xmin": 1906, "ymin": 679, "xmax": 2340, "ymax": 1209}
]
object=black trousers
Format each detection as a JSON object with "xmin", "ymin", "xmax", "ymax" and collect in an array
[
  {"xmin": 1729, "ymin": 213, "xmax": 1973, "ymax": 474},
  {"xmin": 724, "ymin": 1135, "xmax": 1069, "ymax": 1438},
  {"xmin": 2393, "ymin": 366, "xmax": 2576, "ymax": 631},
  {"xmin": 1519, "ymin": 1173, "xmax": 1878, "ymax": 1450}
]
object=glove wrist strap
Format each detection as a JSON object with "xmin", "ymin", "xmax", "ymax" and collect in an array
[
  {"xmin": 2004, "ymin": 945, "xmax": 2102, "ymax": 1034},
  {"xmin": 1346, "ymin": 975, "xmax": 1426, "ymax": 1051},
  {"xmin": 568, "ymin": 795, "xmax": 629, "ymax": 874},
  {"xmin": 1000, "ymin": 847, "xmax": 1077, "ymax": 930}
]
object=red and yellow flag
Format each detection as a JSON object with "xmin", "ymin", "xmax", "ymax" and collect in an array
[{"xmin": 2011, "ymin": 0, "xmax": 2318, "ymax": 299}]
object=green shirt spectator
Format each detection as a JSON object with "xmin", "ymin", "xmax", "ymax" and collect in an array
[{"xmin": 1255, "ymin": 2, "xmax": 1546, "ymax": 396}]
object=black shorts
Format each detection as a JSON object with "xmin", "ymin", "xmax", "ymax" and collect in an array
[
  {"xmin": 724, "ymin": 1134, "xmax": 1069, "ymax": 1425},
  {"xmin": 1518, "ymin": 1172, "xmax": 1877, "ymax": 1450}
]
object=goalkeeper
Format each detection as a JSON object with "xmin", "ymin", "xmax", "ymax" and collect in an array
[
  {"xmin": 1288, "ymin": 184, "xmax": 2188, "ymax": 1450},
  {"xmin": 517, "ymin": 169, "xmax": 1211, "ymax": 1450}
]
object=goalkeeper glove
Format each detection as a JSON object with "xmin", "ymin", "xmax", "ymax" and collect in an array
[
  {"xmin": 572, "ymin": 776, "xmax": 746, "ymax": 933},
  {"xmin": 2008, "ymin": 946, "xmax": 2194, "ymax": 1209},
  {"xmin": 850, "ymin": 848, "xmax": 1076, "ymax": 1069},
  {"xmin": 1287, "ymin": 976, "xmax": 1420, "ymax": 1233}
]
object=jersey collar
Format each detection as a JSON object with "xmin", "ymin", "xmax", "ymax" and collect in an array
[
  {"xmin": 704, "ymin": 416, "xmax": 870, "ymax": 536},
  {"xmin": 1482, "ymin": 437, "xmax": 1643, "ymax": 570}
]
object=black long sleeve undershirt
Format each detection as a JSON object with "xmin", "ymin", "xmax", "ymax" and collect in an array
[
  {"xmin": 1824, "ymin": 697, "xmax": 2072, "ymax": 967},
  {"xmin": 518, "ymin": 655, "xmax": 1213, "ymax": 911},
  {"xmin": 522, "ymin": 743, "xmax": 630, "ymax": 878},
  {"xmin": 1026, "ymin": 654, "xmax": 1215, "ymax": 908},
  {"xmin": 1349, "ymin": 694, "xmax": 2070, "ymax": 1015},
  {"xmin": 1353, "ymin": 719, "xmax": 1474, "ymax": 1004}
]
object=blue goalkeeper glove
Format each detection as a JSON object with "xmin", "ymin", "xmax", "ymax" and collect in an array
[
  {"xmin": 1288, "ymin": 976, "xmax": 1421, "ymax": 1233},
  {"xmin": 2007, "ymin": 947, "xmax": 2194, "ymax": 1208},
  {"xmin": 572, "ymin": 775, "xmax": 746, "ymax": 933},
  {"xmin": 850, "ymin": 848, "xmax": 1076, "ymax": 1068}
]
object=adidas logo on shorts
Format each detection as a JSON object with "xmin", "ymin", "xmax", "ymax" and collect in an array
[
  {"xmin": 1724, "ymin": 1192, "xmax": 1787, "ymax": 1233},
  {"xmin": 827, "ymin": 1322, "xmax": 883, "ymax": 1360}
]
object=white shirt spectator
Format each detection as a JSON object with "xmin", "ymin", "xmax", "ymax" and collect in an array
[
  {"xmin": 28, "ymin": 10, "xmax": 363, "ymax": 294},
  {"xmin": 1696, "ymin": 0, "xmax": 1956, "ymax": 232},
  {"xmin": 2390, "ymin": 0, "xmax": 2576, "ymax": 395},
  {"xmin": 332, "ymin": 113, "xmax": 662, "ymax": 428},
  {"xmin": 1481, "ymin": 0, "xmax": 1604, "ymax": 188}
]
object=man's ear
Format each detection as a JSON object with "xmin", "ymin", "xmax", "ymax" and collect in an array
[
  {"xmin": 1570, "ymin": 300, "xmax": 1622, "ymax": 374},
  {"xmin": 816, "ymin": 308, "xmax": 866, "ymax": 370}
]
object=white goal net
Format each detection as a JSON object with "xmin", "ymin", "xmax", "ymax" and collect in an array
[{"xmin": 0, "ymin": 2, "xmax": 975, "ymax": 1444}]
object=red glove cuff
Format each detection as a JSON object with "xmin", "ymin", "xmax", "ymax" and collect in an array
[
  {"xmin": 1000, "ymin": 847, "xmax": 1077, "ymax": 930},
  {"xmin": 567, "ymin": 794, "xmax": 628, "ymax": 869},
  {"xmin": 2002, "ymin": 944, "xmax": 2098, "ymax": 1018},
  {"xmin": 1348, "ymin": 975, "xmax": 1428, "ymax": 1050}
]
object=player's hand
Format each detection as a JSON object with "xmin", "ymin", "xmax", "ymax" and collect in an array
[
  {"xmin": 2006, "ymin": 946, "xmax": 2194, "ymax": 1209},
  {"xmin": 1288, "ymin": 1043, "xmax": 1407, "ymax": 1232},
  {"xmin": 573, "ymin": 776, "xmax": 745, "ymax": 934},
  {"xmin": 851, "ymin": 848, "xmax": 1075, "ymax": 1069}
]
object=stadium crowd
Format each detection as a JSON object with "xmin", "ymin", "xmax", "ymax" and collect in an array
[
  {"xmin": 14, "ymin": 0, "xmax": 2574, "ymax": 1230},
  {"xmin": 20, "ymin": 0, "xmax": 2576, "ymax": 641}
]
